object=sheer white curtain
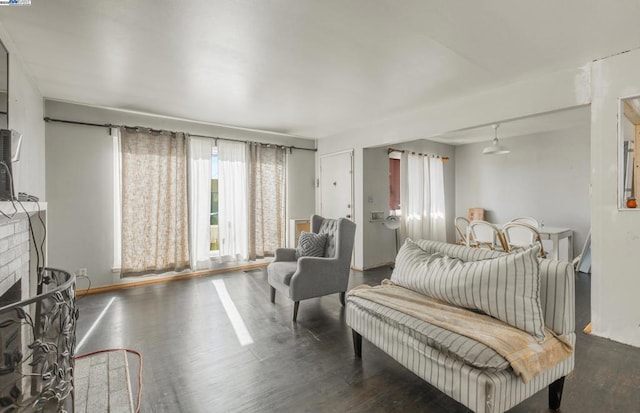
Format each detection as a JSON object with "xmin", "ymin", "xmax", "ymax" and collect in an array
[
  {"xmin": 400, "ymin": 152, "xmax": 446, "ymax": 242},
  {"xmin": 428, "ymin": 156, "xmax": 446, "ymax": 241},
  {"xmin": 218, "ymin": 140, "xmax": 248, "ymax": 261},
  {"xmin": 188, "ymin": 137, "xmax": 213, "ymax": 270}
]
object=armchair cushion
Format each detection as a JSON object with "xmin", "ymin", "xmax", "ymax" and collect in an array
[
  {"xmin": 295, "ymin": 231, "xmax": 327, "ymax": 259},
  {"xmin": 268, "ymin": 261, "xmax": 298, "ymax": 286}
]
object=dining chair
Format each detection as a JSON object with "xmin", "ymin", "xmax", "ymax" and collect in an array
[
  {"xmin": 502, "ymin": 221, "xmax": 546, "ymax": 257},
  {"xmin": 510, "ymin": 216, "xmax": 540, "ymax": 229},
  {"xmin": 454, "ymin": 216, "xmax": 470, "ymax": 245},
  {"xmin": 468, "ymin": 220, "xmax": 507, "ymax": 250}
]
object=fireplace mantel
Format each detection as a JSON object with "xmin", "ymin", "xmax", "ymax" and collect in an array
[{"xmin": 0, "ymin": 201, "xmax": 47, "ymax": 215}]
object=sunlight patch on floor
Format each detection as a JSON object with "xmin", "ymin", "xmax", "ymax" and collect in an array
[
  {"xmin": 76, "ymin": 296, "xmax": 116, "ymax": 353},
  {"xmin": 212, "ymin": 279, "xmax": 254, "ymax": 346}
]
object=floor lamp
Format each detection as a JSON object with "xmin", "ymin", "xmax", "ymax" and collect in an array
[{"xmin": 383, "ymin": 215, "xmax": 401, "ymax": 256}]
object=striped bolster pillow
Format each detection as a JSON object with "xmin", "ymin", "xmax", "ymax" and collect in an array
[{"xmin": 391, "ymin": 239, "xmax": 546, "ymax": 341}]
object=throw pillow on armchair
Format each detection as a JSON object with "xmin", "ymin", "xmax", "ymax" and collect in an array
[{"xmin": 295, "ymin": 231, "xmax": 327, "ymax": 258}]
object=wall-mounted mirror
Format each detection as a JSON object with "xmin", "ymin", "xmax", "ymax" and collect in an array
[
  {"xmin": 619, "ymin": 96, "xmax": 640, "ymax": 209},
  {"xmin": 0, "ymin": 39, "xmax": 7, "ymax": 130}
]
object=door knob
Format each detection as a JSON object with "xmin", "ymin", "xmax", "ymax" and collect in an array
[{"xmin": 346, "ymin": 214, "xmax": 352, "ymax": 218}]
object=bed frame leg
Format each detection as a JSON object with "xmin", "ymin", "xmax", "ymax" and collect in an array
[
  {"xmin": 352, "ymin": 330, "xmax": 362, "ymax": 358},
  {"xmin": 549, "ymin": 376, "xmax": 565, "ymax": 410},
  {"xmin": 292, "ymin": 301, "xmax": 299, "ymax": 322}
]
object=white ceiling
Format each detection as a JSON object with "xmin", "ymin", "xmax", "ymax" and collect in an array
[
  {"xmin": 1, "ymin": 1, "xmax": 639, "ymax": 139},
  {"xmin": 428, "ymin": 106, "xmax": 591, "ymax": 146}
]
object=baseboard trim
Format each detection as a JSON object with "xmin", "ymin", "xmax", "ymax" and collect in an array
[
  {"xmin": 81, "ymin": 262, "xmax": 269, "ymax": 295},
  {"xmin": 351, "ymin": 261, "xmax": 394, "ymax": 272}
]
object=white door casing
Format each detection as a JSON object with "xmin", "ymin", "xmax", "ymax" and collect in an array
[{"xmin": 320, "ymin": 150, "xmax": 354, "ymax": 221}]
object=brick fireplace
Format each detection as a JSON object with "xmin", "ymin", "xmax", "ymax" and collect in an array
[{"xmin": 0, "ymin": 213, "xmax": 30, "ymax": 306}]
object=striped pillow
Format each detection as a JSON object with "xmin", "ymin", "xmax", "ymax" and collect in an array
[
  {"xmin": 296, "ymin": 232, "xmax": 327, "ymax": 258},
  {"xmin": 391, "ymin": 239, "xmax": 546, "ymax": 340}
]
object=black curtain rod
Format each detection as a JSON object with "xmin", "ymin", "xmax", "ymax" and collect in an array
[{"xmin": 43, "ymin": 116, "xmax": 317, "ymax": 152}]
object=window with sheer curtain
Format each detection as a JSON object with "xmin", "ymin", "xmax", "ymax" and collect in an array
[
  {"xmin": 119, "ymin": 127, "xmax": 190, "ymax": 275},
  {"xmin": 188, "ymin": 136, "xmax": 213, "ymax": 270},
  {"xmin": 115, "ymin": 133, "xmax": 287, "ymax": 275},
  {"xmin": 217, "ymin": 140, "xmax": 249, "ymax": 261},
  {"xmin": 400, "ymin": 152, "xmax": 446, "ymax": 242}
]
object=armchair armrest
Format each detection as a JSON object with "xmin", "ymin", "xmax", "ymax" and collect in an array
[
  {"xmin": 274, "ymin": 248, "xmax": 297, "ymax": 262},
  {"xmin": 289, "ymin": 256, "xmax": 349, "ymax": 301}
]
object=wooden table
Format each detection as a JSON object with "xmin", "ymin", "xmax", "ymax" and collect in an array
[{"xmin": 538, "ymin": 227, "xmax": 573, "ymax": 261}]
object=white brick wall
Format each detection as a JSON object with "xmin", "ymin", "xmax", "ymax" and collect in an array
[{"xmin": 0, "ymin": 215, "xmax": 29, "ymax": 300}]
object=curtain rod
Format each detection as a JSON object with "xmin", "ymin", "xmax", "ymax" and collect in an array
[
  {"xmin": 388, "ymin": 147, "xmax": 449, "ymax": 162},
  {"xmin": 43, "ymin": 116, "xmax": 317, "ymax": 153}
]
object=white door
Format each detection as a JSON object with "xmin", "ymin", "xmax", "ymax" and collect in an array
[{"xmin": 320, "ymin": 150, "xmax": 353, "ymax": 220}]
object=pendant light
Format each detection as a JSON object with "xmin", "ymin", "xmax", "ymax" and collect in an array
[{"xmin": 482, "ymin": 124, "xmax": 510, "ymax": 155}]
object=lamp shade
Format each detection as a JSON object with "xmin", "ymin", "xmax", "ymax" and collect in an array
[
  {"xmin": 482, "ymin": 137, "xmax": 510, "ymax": 155},
  {"xmin": 482, "ymin": 124, "xmax": 510, "ymax": 155}
]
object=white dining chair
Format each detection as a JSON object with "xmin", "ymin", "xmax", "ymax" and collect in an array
[
  {"xmin": 468, "ymin": 220, "xmax": 507, "ymax": 250},
  {"xmin": 502, "ymin": 221, "xmax": 546, "ymax": 257},
  {"xmin": 455, "ymin": 216, "xmax": 470, "ymax": 245},
  {"xmin": 510, "ymin": 216, "xmax": 540, "ymax": 229}
]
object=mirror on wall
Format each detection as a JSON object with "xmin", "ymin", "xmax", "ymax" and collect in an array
[
  {"xmin": 619, "ymin": 96, "xmax": 640, "ymax": 209},
  {"xmin": 0, "ymin": 39, "xmax": 6, "ymax": 129}
]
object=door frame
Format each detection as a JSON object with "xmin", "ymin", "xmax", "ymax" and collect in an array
[{"xmin": 319, "ymin": 149, "xmax": 354, "ymax": 222}]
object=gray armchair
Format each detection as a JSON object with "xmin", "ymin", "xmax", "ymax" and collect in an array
[{"xmin": 267, "ymin": 215, "xmax": 356, "ymax": 321}]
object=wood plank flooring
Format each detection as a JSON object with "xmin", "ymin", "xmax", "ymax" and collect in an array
[{"xmin": 75, "ymin": 268, "xmax": 640, "ymax": 412}]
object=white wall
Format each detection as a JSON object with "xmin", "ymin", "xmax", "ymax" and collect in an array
[
  {"xmin": 318, "ymin": 66, "xmax": 590, "ymax": 269},
  {"xmin": 45, "ymin": 100, "xmax": 316, "ymax": 288},
  {"xmin": 287, "ymin": 150, "xmax": 315, "ymax": 223},
  {"xmin": 590, "ymin": 49, "xmax": 640, "ymax": 347},
  {"xmin": 362, "ymin": 147, "xmax": 396, "ymax": 269},
  {"xmin": 0, "ymin": 24, "xmax": 45, "ymax": 200},
  {"xmin": 455, "ymin": 121, "xmax": 591, "ymax": 258}
]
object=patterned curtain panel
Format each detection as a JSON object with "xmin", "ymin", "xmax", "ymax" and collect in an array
[
  {"xmin": 120, "ymin": 127, "xmax": 190, "ymax": 275},
  {"xmin": 248, "ymin": 144, "xmax": 286, "ymax": 260}
]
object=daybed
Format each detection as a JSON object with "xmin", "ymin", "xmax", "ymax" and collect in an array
[{"xmin": 346, "ymin": 239, "xmax": 575, "ymax": 413}]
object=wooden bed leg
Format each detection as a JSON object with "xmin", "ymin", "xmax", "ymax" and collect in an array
[
  {"xmin": 549, "ymin": 376, "xmax": 565, "ymax": 410},
  {"xmin": 270, "ymin": 286, "xmax": 276, "ymax": 303},
  {"xmin": 339, "ymin": 291, "xmax": 346, "ymax": 306},
  {"xmin": 352, "ymin": 330, "xmax": 362, "ymax": 358}
]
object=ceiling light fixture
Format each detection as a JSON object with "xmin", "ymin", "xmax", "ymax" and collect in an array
[{"xmin": 482, "ymin": 124, "xmax": 510, "ymax": 155}]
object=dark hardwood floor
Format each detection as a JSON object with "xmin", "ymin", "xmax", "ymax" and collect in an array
[{"xmin": 75, "ymin": 268, "xmax": 640, "ymax": 412}]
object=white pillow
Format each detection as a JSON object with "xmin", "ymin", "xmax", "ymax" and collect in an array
[{"xmin": 391, "ymin": 239, "xmax": 546, "ymax": 340}]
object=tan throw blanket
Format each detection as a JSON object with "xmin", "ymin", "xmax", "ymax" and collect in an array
[{"xmin": 348, "ymin": 280, "xmax": 573, "ymax": 383}]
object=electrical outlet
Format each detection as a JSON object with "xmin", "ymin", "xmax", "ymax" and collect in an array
[{"xmin": 78, "ymin": 268, "xmax": 87, "ymax": 277}]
